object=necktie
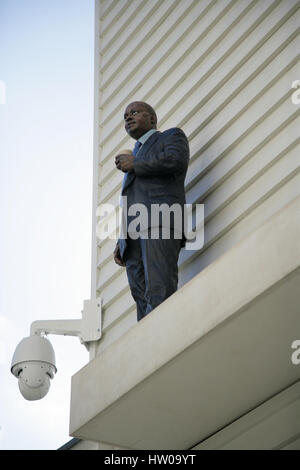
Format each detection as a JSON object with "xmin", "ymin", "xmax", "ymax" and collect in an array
[
  {"xmin": 132, "ymin": 140, "xmax": 142, "ymax": 156},
  {"xmin": 120, "ymin": 141, "xmax": 142, "ymax": 199}
]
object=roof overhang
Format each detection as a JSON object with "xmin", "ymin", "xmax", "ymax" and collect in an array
[{"xmin": 70, "ymin": 196, "xmax": 300, "ymax": 449}]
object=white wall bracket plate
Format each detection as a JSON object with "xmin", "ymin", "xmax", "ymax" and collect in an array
[{"xmin": 29, "ymin": 298, "xmax": 102, "ymax": 347}]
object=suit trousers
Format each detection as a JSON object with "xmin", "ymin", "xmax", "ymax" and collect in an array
[{"xmin": 123, "ymin": 228, "xmax": 182, "ymax": 321}]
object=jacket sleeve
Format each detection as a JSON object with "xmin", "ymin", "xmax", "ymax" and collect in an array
[{"xmin": 133, "ymin": 128, "xmax": 189, "ymax": 177}]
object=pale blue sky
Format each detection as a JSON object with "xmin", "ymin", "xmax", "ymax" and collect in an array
[{"xmin": 0, "ymin": 0, "xmax": 95, "ymax": 449}]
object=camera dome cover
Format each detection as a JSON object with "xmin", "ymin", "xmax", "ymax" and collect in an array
[{"xmin": 11, "ymin": 335, "xmax": 56, "ymax": 376}]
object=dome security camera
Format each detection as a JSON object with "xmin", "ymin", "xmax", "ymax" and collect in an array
[
  {"xmin": 10, "ymin": 299, "xmax": 101, "ymax": 401},
  {"xmin": 11, "ymin": 335, "xmax": 57, "ymax": 401}
]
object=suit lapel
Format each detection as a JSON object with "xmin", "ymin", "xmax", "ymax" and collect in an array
[
  {"xmin": 121, "ymin": 171, "xmax": 134, "ymax": 193},
  {"xmin": 122, "ymin": 131, "xmax": 161, "ymax": 193},
  {"xmin": 138, "ymin": 130, "xmax": 160, "ymax": 157}
]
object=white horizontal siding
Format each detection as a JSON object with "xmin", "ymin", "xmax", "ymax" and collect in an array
[{"xmin": 93, "ymin": 0, "xmax": 300, "ymax": 354}]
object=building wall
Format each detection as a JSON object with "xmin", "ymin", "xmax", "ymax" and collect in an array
[{"xmin": 92, "ymin": 0, "xmax": 300, "ymax": 355}]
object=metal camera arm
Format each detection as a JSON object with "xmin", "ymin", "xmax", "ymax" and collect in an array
[{"xmin": 30, "ymin": 299, "xmax": 102, "ymax": 350}]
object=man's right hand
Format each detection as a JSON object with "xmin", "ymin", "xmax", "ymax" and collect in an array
[
  {"xmin": 115, "ymin": 152, "xmax": 134, "ymax": 173},
  {"xmin": 114, "ymin": 243, "xmax": 125, "ymax": 267}
]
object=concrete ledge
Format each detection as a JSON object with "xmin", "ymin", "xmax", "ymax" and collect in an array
[
  {"xmin": 70, "ymin": 196, "xmax": 300, "ymax": 449},
  {"xmin": 193, "ymin": 381, "xmax": 300, "ymax": 450}
]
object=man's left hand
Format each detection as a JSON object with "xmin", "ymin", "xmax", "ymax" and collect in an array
[{"xmin": 115, "ymin": 153, "xmax": 135, "ymax": 172}]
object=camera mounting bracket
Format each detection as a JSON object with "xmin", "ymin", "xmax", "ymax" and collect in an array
[{"xmin": 29, "ymin": 298, "xmax": 102, "ymax": 348}]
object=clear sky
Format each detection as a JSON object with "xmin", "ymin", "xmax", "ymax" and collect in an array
[{"xmin": 0, "ymin": 0, "xmax": 95, "ymax": 449}]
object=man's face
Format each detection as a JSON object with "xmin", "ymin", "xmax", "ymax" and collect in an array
[{"xmin": 124, "ymin": 102, "xmax": 156, "ymax": 140}]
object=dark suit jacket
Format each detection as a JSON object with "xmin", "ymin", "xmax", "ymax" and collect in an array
[{"xmin": 118, "ymin": 127, "xmax": 190, "ymax": 259}]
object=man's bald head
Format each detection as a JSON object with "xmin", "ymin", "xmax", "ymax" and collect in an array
[
  {"xmin": 133, "ymin": 102, "xmax": 157, "ymax": 121},
  {"xmin": 124, "ymin": 101, "xmax": 157, "ymax": 139}
]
